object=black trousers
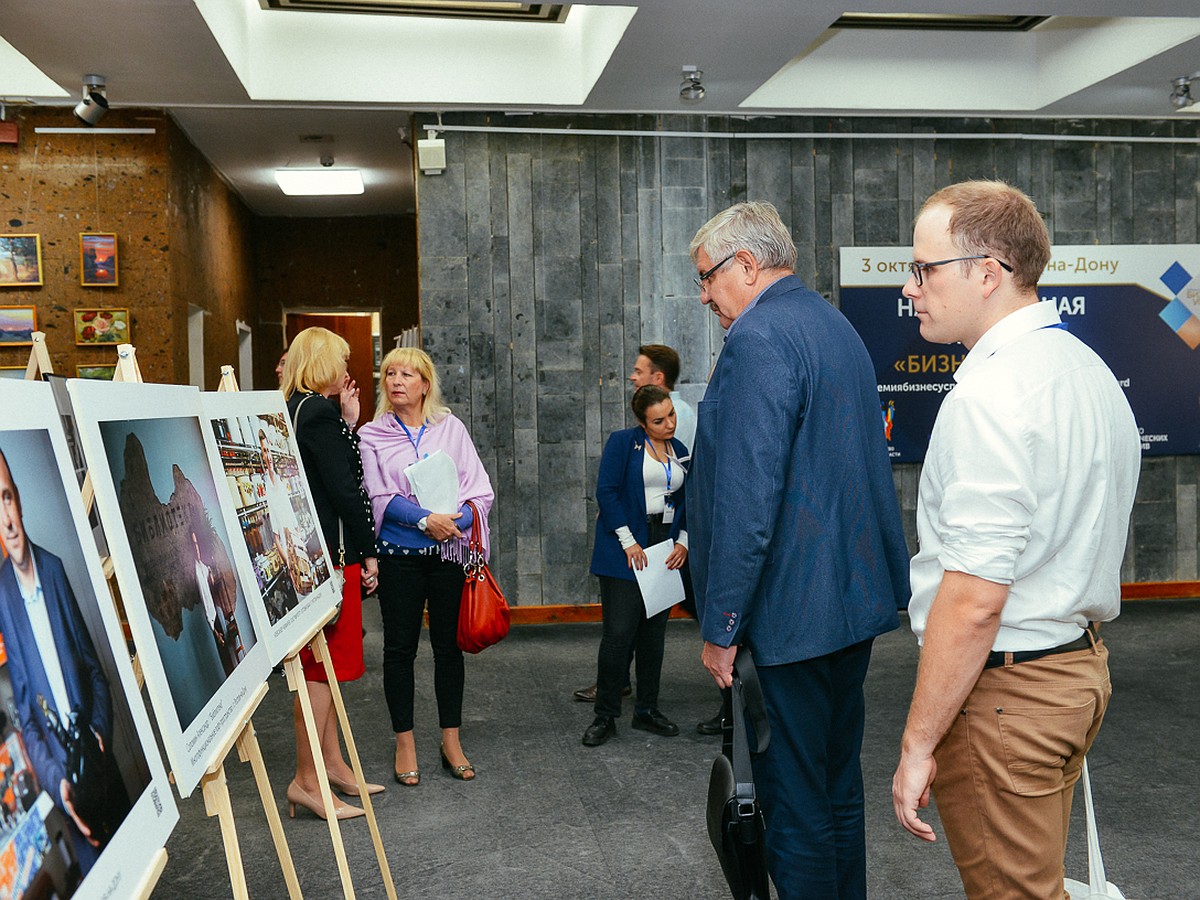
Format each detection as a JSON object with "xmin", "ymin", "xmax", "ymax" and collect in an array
[
  {"xmin": 377, "ymin": 553, "xmax": 466, "ymax": 732},
  {"xmin": 594, "ymin": 518, "xmax": 671, "ymax": 718}
]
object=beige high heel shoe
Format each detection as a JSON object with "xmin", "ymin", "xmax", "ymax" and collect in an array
[
  {"xmin": 326, "ymin": 774, "xmax": 386, "ymax": 797},
  {"xmin": 286, "ymin": 780, "xmax": 365, "ymax": 820}
]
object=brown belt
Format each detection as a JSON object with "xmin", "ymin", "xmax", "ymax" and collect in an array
[{"xmin": 983, "ymin": 628, "xmax": 1096, "ymax": 670}]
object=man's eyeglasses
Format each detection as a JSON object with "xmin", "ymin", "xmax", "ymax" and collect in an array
[
  {"xmin": 908, "ymin": 255, "xmax": 1013, "ymax": 287},
  {"xmin": 694, "ymin": 253, "xmax": 736, "ymax": 289}
]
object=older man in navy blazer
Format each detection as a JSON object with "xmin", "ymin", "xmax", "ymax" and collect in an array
[{"xmin": 688, "ymin": 202, "xmax": 910, "ymax": 899}]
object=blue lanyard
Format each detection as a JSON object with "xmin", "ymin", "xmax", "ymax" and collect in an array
[
  {"xmin": 395, "ymin": 415, "xmax": 427, "ymax": 458},
  {"xmin": 646, "ymin": 438, "xmax": 673, "ymax": 494}
]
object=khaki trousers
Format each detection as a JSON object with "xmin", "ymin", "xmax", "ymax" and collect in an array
[{"xmin": 932, "ymin": 639, "xmax": 1111, "ymax": 900}]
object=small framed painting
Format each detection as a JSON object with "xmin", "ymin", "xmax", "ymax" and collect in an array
[
  {"xmin": 76, "ymin": 364, "xmax": 117, "ymax": 380},
  {"xmin": 0, "ymin": 366, "xmax": 27, "ymax": 379},
  {"xmin": 73, "ymin": 307, "xmax": 130, "ymax": 345},
  {"xmin": 81, "ymin": 233, "xmax": 118, "ymax": 286},
  {"xmin": 0, "ymin": 234, "xmax": 42, "ymax": 286},
  {"xmin": 0, "ymin": 305, "xmax": 37, "ymax": 345}
]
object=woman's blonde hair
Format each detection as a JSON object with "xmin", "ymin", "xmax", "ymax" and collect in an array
[
  {"xmin": 281, "ymin": 327, "xmax": 350, "ymax": 399},
  {"xmin": 375, "ymin": 347, "xmax": 450, "ymax": 423}
]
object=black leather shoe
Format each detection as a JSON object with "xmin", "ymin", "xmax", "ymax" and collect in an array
[
  {"xmin": 632, "ymin": 709, "xmax": 680, "ymax": 737},
  {"xmin": 582, "ymin": 715, "xmax": 616, "ymax": 747},
  {"xmin": 696, "ymin": 711, "xmax": 724, "ymax": 735},
  {"xmin": 573, "ymin": 683, "xmax": 632, "ymax": 702}
]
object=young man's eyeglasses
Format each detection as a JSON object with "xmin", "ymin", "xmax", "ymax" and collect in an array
[
  {"xmin": 694, "ymin": 253, "xmax": 736, "ymax": 288},
  {"xmin": 908, "ymin": 255, "xmax": 1013, "ymax": 287}
]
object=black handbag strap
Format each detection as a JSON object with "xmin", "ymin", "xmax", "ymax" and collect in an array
[
  {"xmin": 734, "ymin": 646, "xmax": 770, "ymax": 754},
  {"xmin": 730, "ymin": 646, "xmax": 771, "ymax": 826}
]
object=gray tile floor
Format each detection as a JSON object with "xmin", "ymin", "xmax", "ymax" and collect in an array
[{"xmin": 153, "ymin": 599, "xmax": 1198, "ymax": 898}]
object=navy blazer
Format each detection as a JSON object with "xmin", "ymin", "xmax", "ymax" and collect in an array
[
  {"xmin": 0, "ymin": 545, "xmax": 112, "ymax": 808},
  {"xmin": 590, "ymin": 426, "xmax": 688, "ymax": 582},
  {"xmin": 687, "ymin": 274, "xmax": 910, "ymax": 665}
]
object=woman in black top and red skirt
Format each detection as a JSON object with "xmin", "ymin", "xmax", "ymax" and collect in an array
[{"xmin": 282, "ymin": 326, "xmax": 382, "ymax": 818}]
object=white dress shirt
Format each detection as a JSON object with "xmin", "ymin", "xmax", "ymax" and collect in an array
[
  {"xmin": 195, "ymin": 558, "xmax": 220, "ymax": 629},
  {"xmin": 908, "ymin": 301, "xmax": 1141, "ymax": 651},
  {"xmin": 18, "ymin": 548, "xmax": 74, "ymax": 718},
  {"xmin": 669, "ymin": 391, "xmax": 697, "ymax": 457},
  {"xmin": 614, "ymin": 444, "xmax": 689, "ymax": 550}
]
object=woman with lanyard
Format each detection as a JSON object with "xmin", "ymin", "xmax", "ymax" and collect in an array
[
  {"xmin": 358, "ymin": 348, "xmax": 494, "ymax": 785},
  {"xmin": 582, "ymin": 384, "xmax": 688, "ymax": 747}
]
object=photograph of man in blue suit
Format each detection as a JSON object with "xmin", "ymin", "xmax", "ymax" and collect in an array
[
  {"xmin": 0, "ymin": 446, "xmax": 129, "ymax": 877},
  {"xmin": 687, "ymin": 202, "xmax": 911, "ymax": 899}
]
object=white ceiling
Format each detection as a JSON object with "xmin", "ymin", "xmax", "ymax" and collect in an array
[{"xmin": 2, "ymin": 1, "xmax": 1199, "ymax": 217}]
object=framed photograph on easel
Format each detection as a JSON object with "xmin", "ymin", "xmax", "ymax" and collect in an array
[
  {"xmin": 201, "ymin": 391, "xmax": 340, "ymax": 662},
  {"xmin": 0, "ymin": 379, "xmax": 178, "ymax": 898},
  {"xmin": 68, "ymin": 380, "xmax": 271, "ymax": 796},
  {"xmin": 80, "ymin": 234, "xmax": 118, "ymax": 287}
]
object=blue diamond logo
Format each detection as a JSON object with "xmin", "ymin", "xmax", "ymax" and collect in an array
[
  {"xmin": 1159, "ymin": 297, "xmax": 1193, "ymax": 331},
  {"xmin": 1161, "ymin": 261, "xmax": 1191, "ymax": 295}
]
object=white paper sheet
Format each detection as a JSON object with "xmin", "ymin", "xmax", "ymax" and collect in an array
[
  {"xmin": 634, "ymin": 539, "xmax": 686, "ymax": 617},
  {"xmin": 405, "ymin": 448, "xmax": 460, "ymax": 513}
]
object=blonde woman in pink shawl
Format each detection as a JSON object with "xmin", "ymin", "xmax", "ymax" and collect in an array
[{"xmin": 358, "ymin": 348, "xmax": 494, "ymax": 785}]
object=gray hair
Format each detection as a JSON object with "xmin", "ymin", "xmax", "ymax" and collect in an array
[{"xmin": 689, "ymin": 201, "xmax": 797, "ymax": 271}]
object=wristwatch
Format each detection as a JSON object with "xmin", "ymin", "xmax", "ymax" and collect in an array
[{"xmin": 417, "ymin": 516, "xmax": 429, "ymax": 533}]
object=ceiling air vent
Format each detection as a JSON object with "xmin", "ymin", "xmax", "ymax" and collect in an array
[{"xmin": 835, "ymin": 14, "xmax": 1048, "ymax": 31}]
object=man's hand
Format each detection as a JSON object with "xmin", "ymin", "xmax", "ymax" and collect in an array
[
  {"xmin": 701, "ymin": 641, "xmax": 737, "ymax": 688},
  {"xmin": 892, "ymin": 749, "xmax": 938, "ymax": 842},
  {"xmin": 891, "ymin": 571, "xmax": 1007, "ymax": 843},
  {"xmin": 61, "ymin": 780, "xmax": 99, "ymax": 846}
]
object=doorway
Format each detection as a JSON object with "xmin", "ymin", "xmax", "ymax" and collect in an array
[{"xmin": 284, "ymin": 311, "xmax": 380, "ymax": 428}]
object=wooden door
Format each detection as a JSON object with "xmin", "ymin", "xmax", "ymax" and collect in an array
[{"xmin": 285, "ymin": 313, "xmax": 375, "ymax": 428}]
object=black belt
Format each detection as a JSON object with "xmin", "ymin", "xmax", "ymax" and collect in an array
[{"xmin": 983, "ymin": 630, "xmax": 1095, "ymax": 669}]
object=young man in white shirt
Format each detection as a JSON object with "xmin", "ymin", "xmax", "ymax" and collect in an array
[{"xmin": 891, "ymin": 181, "xmax": 1141, "ymax": 898}]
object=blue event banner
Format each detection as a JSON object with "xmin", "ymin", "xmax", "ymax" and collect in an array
[{"xmin": 839, "ymin": 246, "xmax": 1200, "ymax": 462}]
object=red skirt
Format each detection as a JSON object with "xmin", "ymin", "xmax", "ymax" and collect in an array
[{"xmin": 301, "ymin": 562, "xmax": 366, "ymax": 683}]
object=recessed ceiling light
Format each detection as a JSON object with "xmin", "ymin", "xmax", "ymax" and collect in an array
[
  {"xmin": 259, "ymin": 1, "xmax": 568, "ymax": 22},
  {"xmin": 275, "ymin": 168, "xmax": 365, "ymax": 195}
]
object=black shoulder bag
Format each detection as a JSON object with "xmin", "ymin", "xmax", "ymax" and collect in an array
[{"xmin": 706, "ymin": 646, "xmax": 772, "ymax": 900}]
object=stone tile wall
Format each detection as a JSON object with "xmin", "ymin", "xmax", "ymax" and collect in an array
[{"xmin": 418, "ymin": 114, "xmax": 1200, "ymax": 604}]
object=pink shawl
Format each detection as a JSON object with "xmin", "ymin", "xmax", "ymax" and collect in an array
[{"xmin": 358, "ymin": 412, "xmax": 494, "ymax": 563}]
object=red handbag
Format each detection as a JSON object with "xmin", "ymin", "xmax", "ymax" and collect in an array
[{"xmin": 457, "ymin": 501, "xmax": 510, "ymax": 653}]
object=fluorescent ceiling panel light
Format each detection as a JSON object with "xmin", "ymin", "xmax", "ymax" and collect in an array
[
  {"xmin": 195, "ymin": 0, "xmax": 634, "ymax": 104},
  {"xmin": 743, "ymin": 16, "xmax": 1200, "ymax": 113},
  {"xmin": 275, "ymin": 168, "xmax": 365, "ymax": 195},
  {"xmin": 0, "ymin": 36, "xmax": 69, "ymax": 97},
  {"xmin": 259, "ymin": 1, "xmax": 567, "ymax": 22}
]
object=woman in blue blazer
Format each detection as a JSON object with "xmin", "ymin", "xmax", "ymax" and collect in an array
[{"xmin": 582, "ymin": 385, "xmax": 689, "ymax": 747}]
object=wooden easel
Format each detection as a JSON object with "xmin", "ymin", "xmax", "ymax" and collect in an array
[
  {"xmin": 218, "ymin": 364, "xmax": 396, "ymax": 900},
  {"xmin": 21, "ymin": 335, "xmax": 169, "ymax": 899}
]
